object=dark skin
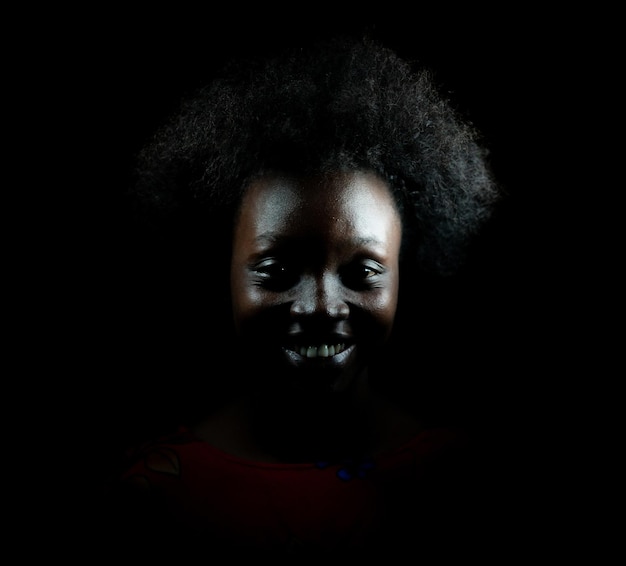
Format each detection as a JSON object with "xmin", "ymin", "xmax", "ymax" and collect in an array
[{"xmin": 193, "ymin": 170, "xmax": 421, "ymax": 463}]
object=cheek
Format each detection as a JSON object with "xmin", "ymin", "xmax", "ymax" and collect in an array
[
  {"xmin": 382, "ymin": 268, "xmax": 401, "ymax": 331},
  {"xmin": 377, "ymin": 289, "xmax": 399, "ymax": 334},
  {"xmin": 230, "ymin": 269, "xmax": 280, "ymax": 336},
  {"xmin": 230, "ymin": 263, "xmax": 254, "ymax": 333},
  {"xmin": 363, "ymin": 281, "xmax": 400, "ymax": 341}
]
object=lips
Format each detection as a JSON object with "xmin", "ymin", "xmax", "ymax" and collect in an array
[
  {"xmin": 294, "ymin": 343, "xmax": 347, "ymax": 359},
  {"xmin": 282, "ymin": 340, "xmax": 354, "ymax": 364},
  {"xmin": 277, "ymin": 341, "xmax": 358, "ymax": 392}
]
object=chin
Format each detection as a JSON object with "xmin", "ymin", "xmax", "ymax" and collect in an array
[
  {"xmin": 275, "ymin": 348, "xmax": 367, "ymax": 400},
  {"xmin": 238, "ymin": 340, "xmax": 370, "ymax": 398}
]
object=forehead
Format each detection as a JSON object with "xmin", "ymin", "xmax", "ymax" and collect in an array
[{"xmin": 237, "ymin": 171, "xmax": 401, "ymax": 238}]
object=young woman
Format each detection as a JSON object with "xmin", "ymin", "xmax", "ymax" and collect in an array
[{"xmin": 102, "ymin": 34, "xmax": 504, "ymax": 559}]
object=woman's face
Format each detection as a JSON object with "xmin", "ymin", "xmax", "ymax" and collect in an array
[{"xmin": 230, "ymin": 170, "xmax": 402, "ymax": 397}]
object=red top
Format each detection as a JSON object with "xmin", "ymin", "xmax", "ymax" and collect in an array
[{"xmin": 113, "ymin": 425, "xmax": 474, "ymax": 557}]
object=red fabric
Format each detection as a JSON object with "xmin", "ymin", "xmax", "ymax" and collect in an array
[{"xmin": 117, "ymin": 425, "xmax": 469, "ymax": 555}]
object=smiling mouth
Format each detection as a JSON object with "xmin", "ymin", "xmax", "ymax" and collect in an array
[{"xmin": 292, "ymin": 343, "xmax": 348, "ymax": 359}]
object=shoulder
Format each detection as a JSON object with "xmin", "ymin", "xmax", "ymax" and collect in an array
[
  {"xmin": 94, "ymin": 428, "xmax": 204, "ymax": 557},
  {"xmin": 116, "ymin": 428, "xmax": 204, "ymax": 487}
]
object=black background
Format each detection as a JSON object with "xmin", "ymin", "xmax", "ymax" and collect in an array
[{"xmin": 20, "ymin": 7, "xmax": 614, "ymax": 557}]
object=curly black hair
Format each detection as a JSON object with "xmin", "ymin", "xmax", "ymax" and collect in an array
[{"xmin": 130, "ymin": 34, "xmax": 501, "ymax": 278}]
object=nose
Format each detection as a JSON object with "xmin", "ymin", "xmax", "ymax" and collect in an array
[{"xmin": 290, "ymin": 274, "xmax": 349, "ymax": 319}]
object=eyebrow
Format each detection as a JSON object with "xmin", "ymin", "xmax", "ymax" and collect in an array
[
  {"xmin": 254, "ymin": 233, "xmax": 385, "ymax": 248},
  {"xmin": 254, "ymin": 234, "xmax": 281, "ymax": 246},
  {"xmin": 353, "ymin": 236, "xmax": 384, "ymax": 247}
]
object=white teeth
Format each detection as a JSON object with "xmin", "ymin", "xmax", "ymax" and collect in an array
[{"xmin": 298, "ymin": 344, "xmax": 345, "ymax": 358}]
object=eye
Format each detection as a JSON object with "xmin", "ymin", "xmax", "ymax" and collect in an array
[
  {"xmin": 253, "ymin": 259, "xmax": 298, "ymax": 291},
  {"xmin": 341, "ymin": 261, "xmax": 384, "ymax": 290}
]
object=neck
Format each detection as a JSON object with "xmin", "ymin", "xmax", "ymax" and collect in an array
[
  {"xmin": 192, "ymin": 368, "xmax": 423, "ymax": 464},
  {"xmin": 246, "ymin": 373, "xmax": 379, "ymax": 463}
]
